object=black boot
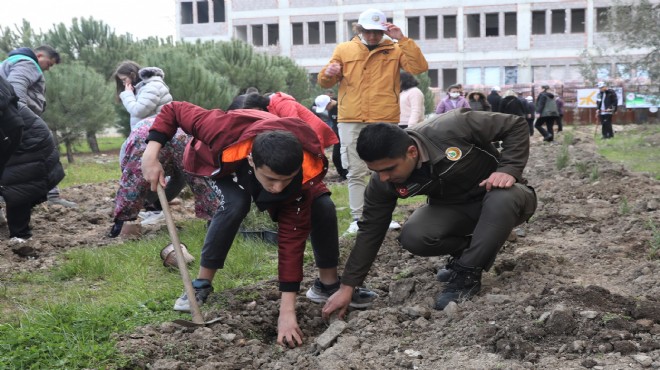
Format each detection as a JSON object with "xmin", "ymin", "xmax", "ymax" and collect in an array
[
  {"xmin": 435, "ymin": 262, "xmax": 482, "ymax": 310},
  {"xmin": 436, "ymin": 257, "xmax": 456, "ymax": 283}
]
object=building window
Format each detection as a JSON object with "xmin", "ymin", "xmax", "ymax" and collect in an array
[
  {"xmin": 252, "ymin": 25, "xmax": 263, "ymax": 46},
  {"xmin": 505, "ymin": 66, "xmax": 518, "ymax": 85},
  {"xmin": 197, "ymin": 1, "xmax": 209, "ymax": 23},
  {"xmin": 267, "ymin": 24, "xmax": 279, "ymax": 46},
  {"xmin": 596, "ymin": 7, "xmax": 609, "ymax": 32},
  {"xmin": 532, "ymin": 11, "xmax": 546, "ymax": 35},
  {"xmin": 443, "ymin": 15, "xmax": 457, "ymax": 38},
  {"xmin": 345, "ymin": 19, "xmax": 357, "ymax": 40},
  {"xmin": 616, "ymin": 64, "xmax": 631, "ymax": 79},
  {"xmin": 551, "ymin": 10, "xmax": 565, "ymax": 33},
  {"xmin": 484, "ymin": 67, "xmax": 500, "ymax": 86},
  {"xmin": 465, "ymin": 67, "xmax": 481, "ymax": 85},
  {"xmin": 425, "ymin": 16, "xmax": 438, "ymax": 39},
  {"xmin": 429, "ymin": 69, "xmax": 439, "ymax": 88},
  {"xmin": 571, "ymin": 9, "xmax": 585, "ymax": 33},
  {"xmin": 503, "ymin": 12, "xmax": 517, "ymax": 36},
  {"xmin": 324, "ymin": 21, "xmax": 336, "ymax": 43},
  {"xmin": 292, "ymin": 23, "xmax": 303, "ymax": 45},
  {"xmin": 235, "ymin": 26, "xmax": 248, "ymax": 42},
  {"xmin": 485, "ymin": 13, "xmax": 499, "ymax": 37},
  {"xmin": 213, "ymin": 0, "xmax": 225, "ymax": 22},
  {"xmin": 309, "ymin": 22, "xmax": 320, "ymax": 44},
  {"xmin": 181, "ymin": 2, "xmax": 193, "ymax": 24},
  {"xmin": 407, "ymin": 17, "xmax": 420, "ymax": 40},
  {"xmin": 466, "ymin": 14, "xmax": 480, "ymax": 37},
  {"xmin": 597, "ymin": 64, "xmax": 611, "ymax": 80},
  {"xmin": 442, "ymin": 69, "xmax": 457, "ymax": 89}
]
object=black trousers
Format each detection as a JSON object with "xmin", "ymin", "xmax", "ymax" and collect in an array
[
  {"xmin": 6, "ymin": 201, "xmax": 34, "ymax": 238},
  {"xmin": 535, "ymin": 116, "xmax": 556, "ymax": 139},
  {"xmin": 526, "ymin": 118, "xmax": 534, "ymax": 136},
  {"xmin": 331, "ymin": 124, "xmax": 347, "ymax": 179},
  {"xmin": 398, "ymin": 184, "xmax": 537, "ymax": 270},
  {"xmin": 599, "ymin": 114, "xmax": 614, "ymax": 138}
]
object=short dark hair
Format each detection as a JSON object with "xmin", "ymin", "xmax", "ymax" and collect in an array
[
  {"xmin": 252, "ymin": 130, "xmax": 303, "ymax": 175},
  {"xmin": 35, "ymin": 45, "xmax": 60, "ymax": 64},
  {"xmin": 227, "ymin": 94, "xmax": 247, "ymax": 110},
  {"xmin": 243, "ymin": 93, "xmax": 270, "ymax": 111},
  {"xmin": 400, "ymin": 71, "xmax": 419, "ymax": 91},
  {"xmin": 357, "ymin": 123, "xmax": 414, "ymax": 162}
]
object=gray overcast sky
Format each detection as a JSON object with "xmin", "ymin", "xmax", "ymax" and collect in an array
[{"xmin": 0, "ymin": 0, "xmax": 176, "ymax": 39}]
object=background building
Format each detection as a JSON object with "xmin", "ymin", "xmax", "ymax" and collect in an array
[{"xmin": 175, "ymin": 0, "xmax": 652, "ymax": 90}]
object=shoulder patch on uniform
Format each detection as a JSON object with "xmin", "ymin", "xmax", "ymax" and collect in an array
[{"xmin": 445, "ymin": 147, "xmax": 462, "ymax": 161}]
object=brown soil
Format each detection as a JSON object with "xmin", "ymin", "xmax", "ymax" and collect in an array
[{"xmin": 2, "ymin": 126, "xmax": 659, "ymax": 369}]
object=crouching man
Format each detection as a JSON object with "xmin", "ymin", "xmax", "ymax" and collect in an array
[
  {"xmin": 322, "ymin": 109, "xmax": 537, "ymax": 318},
  {"xmin": 142, "ymin": 103, "xmax": 375, "ymax": 348}
]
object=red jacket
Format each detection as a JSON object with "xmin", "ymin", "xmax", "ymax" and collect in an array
[
  {"xmin": 148, "ymin": 102, "xmax": 330, "ymax": 290},
  {"xmin": 267, "ymin": 92, "xmax": 338, "ymax": 149}
]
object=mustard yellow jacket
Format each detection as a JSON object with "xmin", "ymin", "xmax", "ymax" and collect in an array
[{"xmin": 318, "ymin": 36, "xmax": 428, "ymax": 124}]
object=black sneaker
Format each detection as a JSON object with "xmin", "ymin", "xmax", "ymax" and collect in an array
[
  {"xmin": 436, "ymin": 257, "xmax": 456, "ymax": 283},
  {"xmin": 434, "ymin": 263, "xmax": 482, "ymax": 310},
  {"xmin": 305, "ymin": 278, "xmax": 378, "ymax": 308},
  {"xmin": 107, "ymin": 220, "xmax": 124, "ymax": 238},
  {"xmin": 173, "ymin": 279, "xmax": 214, "ymax": 312}
]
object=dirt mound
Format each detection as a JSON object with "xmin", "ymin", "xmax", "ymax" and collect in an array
[{"xmin": 3, "ymin": 126, "xmax": 660, "ymax": 369}]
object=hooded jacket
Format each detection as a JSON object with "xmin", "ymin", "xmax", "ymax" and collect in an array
[
  {"xmin": 0, "ymin": 104, "xmax": 64, "ymax": 205},
  {"xmin": 341, "ymin": 109, "xmax": 530, "ymax": 287},
  {"xmin": 467, "ymin": 91, "xmax": 491, "ymax": 112},
  {"xmin": 120, "ymin": 67, "xmax": 173, "ymax": 131},
  {"xmin": 435, "ymin": 94, "xmax": 470, "ymax": 114},
  {"xmin": 318, "ymin": 36, "xmax": 428, "ymax": 123},
  {"xmin": 535, "ymin": 91, "xmax": 558, "ymax": 116},
  {"xmin": 0, "ymin": 47, "xmax": 47, "ymax": 116},
  {"xmin": 267, "ymin": 92, "xmax": 338, "ymax": 149},
  {"xmin": 596, "ymin": 89, "xmax": 618, "ymax": 114},
  {"xmin": 147, "ymin": 102, "xmax": 329, "ymax": 289}
]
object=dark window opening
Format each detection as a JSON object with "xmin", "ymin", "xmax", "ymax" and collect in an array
[
  {"xmin": 571, "ymin": 8, "xmax": 585, "ymax": 33},
  {"xmin": 443, "ymin": 15, "xmax": 456, "ymax": 38},
  {"xmin": 505, "ymin": 66, "xmax": 518, "ymax": 85},
  {"xmin": 181, "ymin": 2, "xmax": 193, "ymax": 24},
  {"xmin": 504, "ymin": 12, "xmax": 517, "ymax": 35},
  {"xmin": 596, "ymin": 7, "xmax": 609, "ymax": 32},
  {"xmin": 407, "ymin": 17, "xmax": 420, "ymax": 40},
  {"xmin": 309, "ymin": 22, "xmax": 320, "ymax": 44},
  {"xmin": 442, "ymin": 69, "xmax": 457, "ymax": 88},
  {"xmin": 252, "ymin": 25, "xmax": 263, "ymax": 46},
  {"xmin": 428, "ymin": 69, "xmax": 439, "ymax": 88},
  {"xmin": 485, "ymin": 13, "xmax": 499, "ymax": 36},
  {"xmin": 532, "ymin": 11, "xmax": 546, "ymax": 35},
  {"xmin": 213, "ymin": 0, "xmax": 225, "ymax": 22},
  {"xmin": 267, "ymin": 24, "xmax": 279, "ymax": 46},
  {"xmin": 197, "ymin": 1, "xmax": 209, "ymax": 23},
  {"xmin": 235, "ymin": 25, "xmax": 247, "ymax": 42},
  {"xmin": 292, "ymin": 22, "xmax": 304, "ymax": 45},
  {"xmin": 466, "ymin": 14, "xmax": 480, "ymax": 37},
  {"xmin": 551, "ymin": 9, "xmax": 565, "ymax": 33},
  {"xmin": 425, "ymin": 16, "xmax": 438, "ymax": 39},
  {"xmin": 324, "ymin": 21, "xmax": 336, "ymax": 43}
]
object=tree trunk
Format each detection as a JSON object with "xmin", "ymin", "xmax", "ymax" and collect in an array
[
  {"xmin": 65, "ymin": 140, "xmax": 75, "ymax": 164},
  {"xmin": 86, "ymin": 131, "xmax": 100, "ymax": 153}
]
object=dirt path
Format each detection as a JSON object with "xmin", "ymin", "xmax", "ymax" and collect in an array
[{"xmin": 2, "ymin": 126, "xmax": 659, "ymax": 369}]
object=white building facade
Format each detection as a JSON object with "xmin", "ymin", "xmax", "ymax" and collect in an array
[{"xmin": 175, "ymin": 0, "xmax": 651, "ymax": 90}]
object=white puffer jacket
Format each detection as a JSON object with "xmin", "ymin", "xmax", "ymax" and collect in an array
[{"xmin": 119, "ymin": 67, "xmax": 173, "ymax": 131}]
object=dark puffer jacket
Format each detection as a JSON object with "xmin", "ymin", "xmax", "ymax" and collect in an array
[{"xmin": 0, "ymin": 104, "xmax": 64, "ymax": 205}]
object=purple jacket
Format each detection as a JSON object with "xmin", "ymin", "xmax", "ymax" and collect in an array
[{"xmin": 435, "ymin": 95, "xmax": 470, "ymax": 114}]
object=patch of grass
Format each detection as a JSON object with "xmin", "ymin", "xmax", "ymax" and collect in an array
[
  {"xmin": 597, "ymin": 124, "xmax": 660, "ymax": 180},
  {"xmin": 58, "ymin": 160, "xmax": 121, "ymax": 188},
  {"xmin": 58, "ymin": 136, "xmax": 124, "ymax": 155},
  {"xmin": 0, "ymin": 220, "xmax": 278, "ymax": 369},
  {"xmin": 647, "ymin": 220, "xmax": 660, "ymax": 260},
  {"xmin": 619, "ymin": 197, "xmax": 631, "ymax": 215},
  {"xmin": 562, "ymin": 130, "xmax": 575, "ymax": 146},
  {"xmin": 556, "ymin": 146, "xmax": 570, "ymax": 170},
  {"xmin": 590, "ymin": 166, "xmax": 600, "ymax": 181}
]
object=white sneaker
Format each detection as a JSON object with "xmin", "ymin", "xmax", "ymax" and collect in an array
[
  {"xmin": 141, "ymin": 211, "xmax": 165, "ymax": 225},
  {"xmin": 344, "ymin": 220, "xmax": 359, "ymax": 235},
  {"xmin": 389, "ymin": 221, "xmax": 401, "ymax": 230},
  {"xmin": 0, "ymin": 209, "xmax": 6, "ymax": 226},
  {"xmin": 9, "ymin": 237, "xmax": 28, "ymax": 244}
]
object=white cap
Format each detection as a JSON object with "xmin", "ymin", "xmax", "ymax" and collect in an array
[
  {"xmin": 525, "ymin": 96, "xmax": 533, "ymax": 101},
  {"xmin": 314, "ymin": 95, "xmax": 331, "ymax": 113},
  {"xmin": 492, "ymin": 86, "xmax": 501, "ymax": 92},
  {"xmin": 596, "ymin": 81, "xmax": 606, "ymax": 88},
  {"xmin": 358, "ymin": 9, "xmax": 388, "ymax": 31}
]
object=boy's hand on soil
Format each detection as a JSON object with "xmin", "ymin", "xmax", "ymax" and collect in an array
[
  {"xmin": 277, "ymin": 310, "xmax": 303, "ymax": 348},
  {"xmin": 479, "ymin": 172, "xmax": 516, "ymax": 192},
  {"xmin": 322, "ymin": 285, "xmax": 353, "ymax": 320}
]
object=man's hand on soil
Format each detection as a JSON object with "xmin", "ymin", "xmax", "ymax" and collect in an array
[
  {"xmin": 479, "ymin": 172, "xmax": 516, "ymax": 192},
  {"xmin": 322, "ymin": 285, "xmax": 353, "ymax": 320},
  {"xmin": 277, "ymin": 310, "xmax": 303, "ymax": 348}
]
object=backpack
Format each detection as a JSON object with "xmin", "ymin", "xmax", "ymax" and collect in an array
[
  {"xmin": 0, "ymin": 75, "xmax": 25, "ymax": 175},
  {"xmin": 540, "ymin": 95, "xmax": 558, "ymax": 117}
]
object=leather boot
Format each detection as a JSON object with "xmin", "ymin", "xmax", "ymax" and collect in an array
[
  {"xmin": 436, "ymin": 257, "xmax": 456, "ymax": 283},
  {"xmin": 435, "ymin": 262, "xmax": 482, "ymax": 310}
]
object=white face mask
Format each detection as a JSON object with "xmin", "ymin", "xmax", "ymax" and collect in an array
[{"xmin": 450, "ymin": 92, "xmax": 460, "ymax": 98}]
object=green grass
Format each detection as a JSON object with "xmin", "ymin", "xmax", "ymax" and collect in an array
[
  {"xmin": 0, "ymin": 220, "xmax": 277, "ymax": 369},
  {"xmin": 58, "ymin": 136, "xmax": 125, "ymax": 155},
  {"xmin": 648, "ymin": 220, "xmax": 660, "ymax": 260},
  {"xmin": 58, "ymin": 161, "xmax": 121, "ymax": 188},
  {"xmin": 596, "ymin": 124, "xmax": 660, "ymax": 180}
]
